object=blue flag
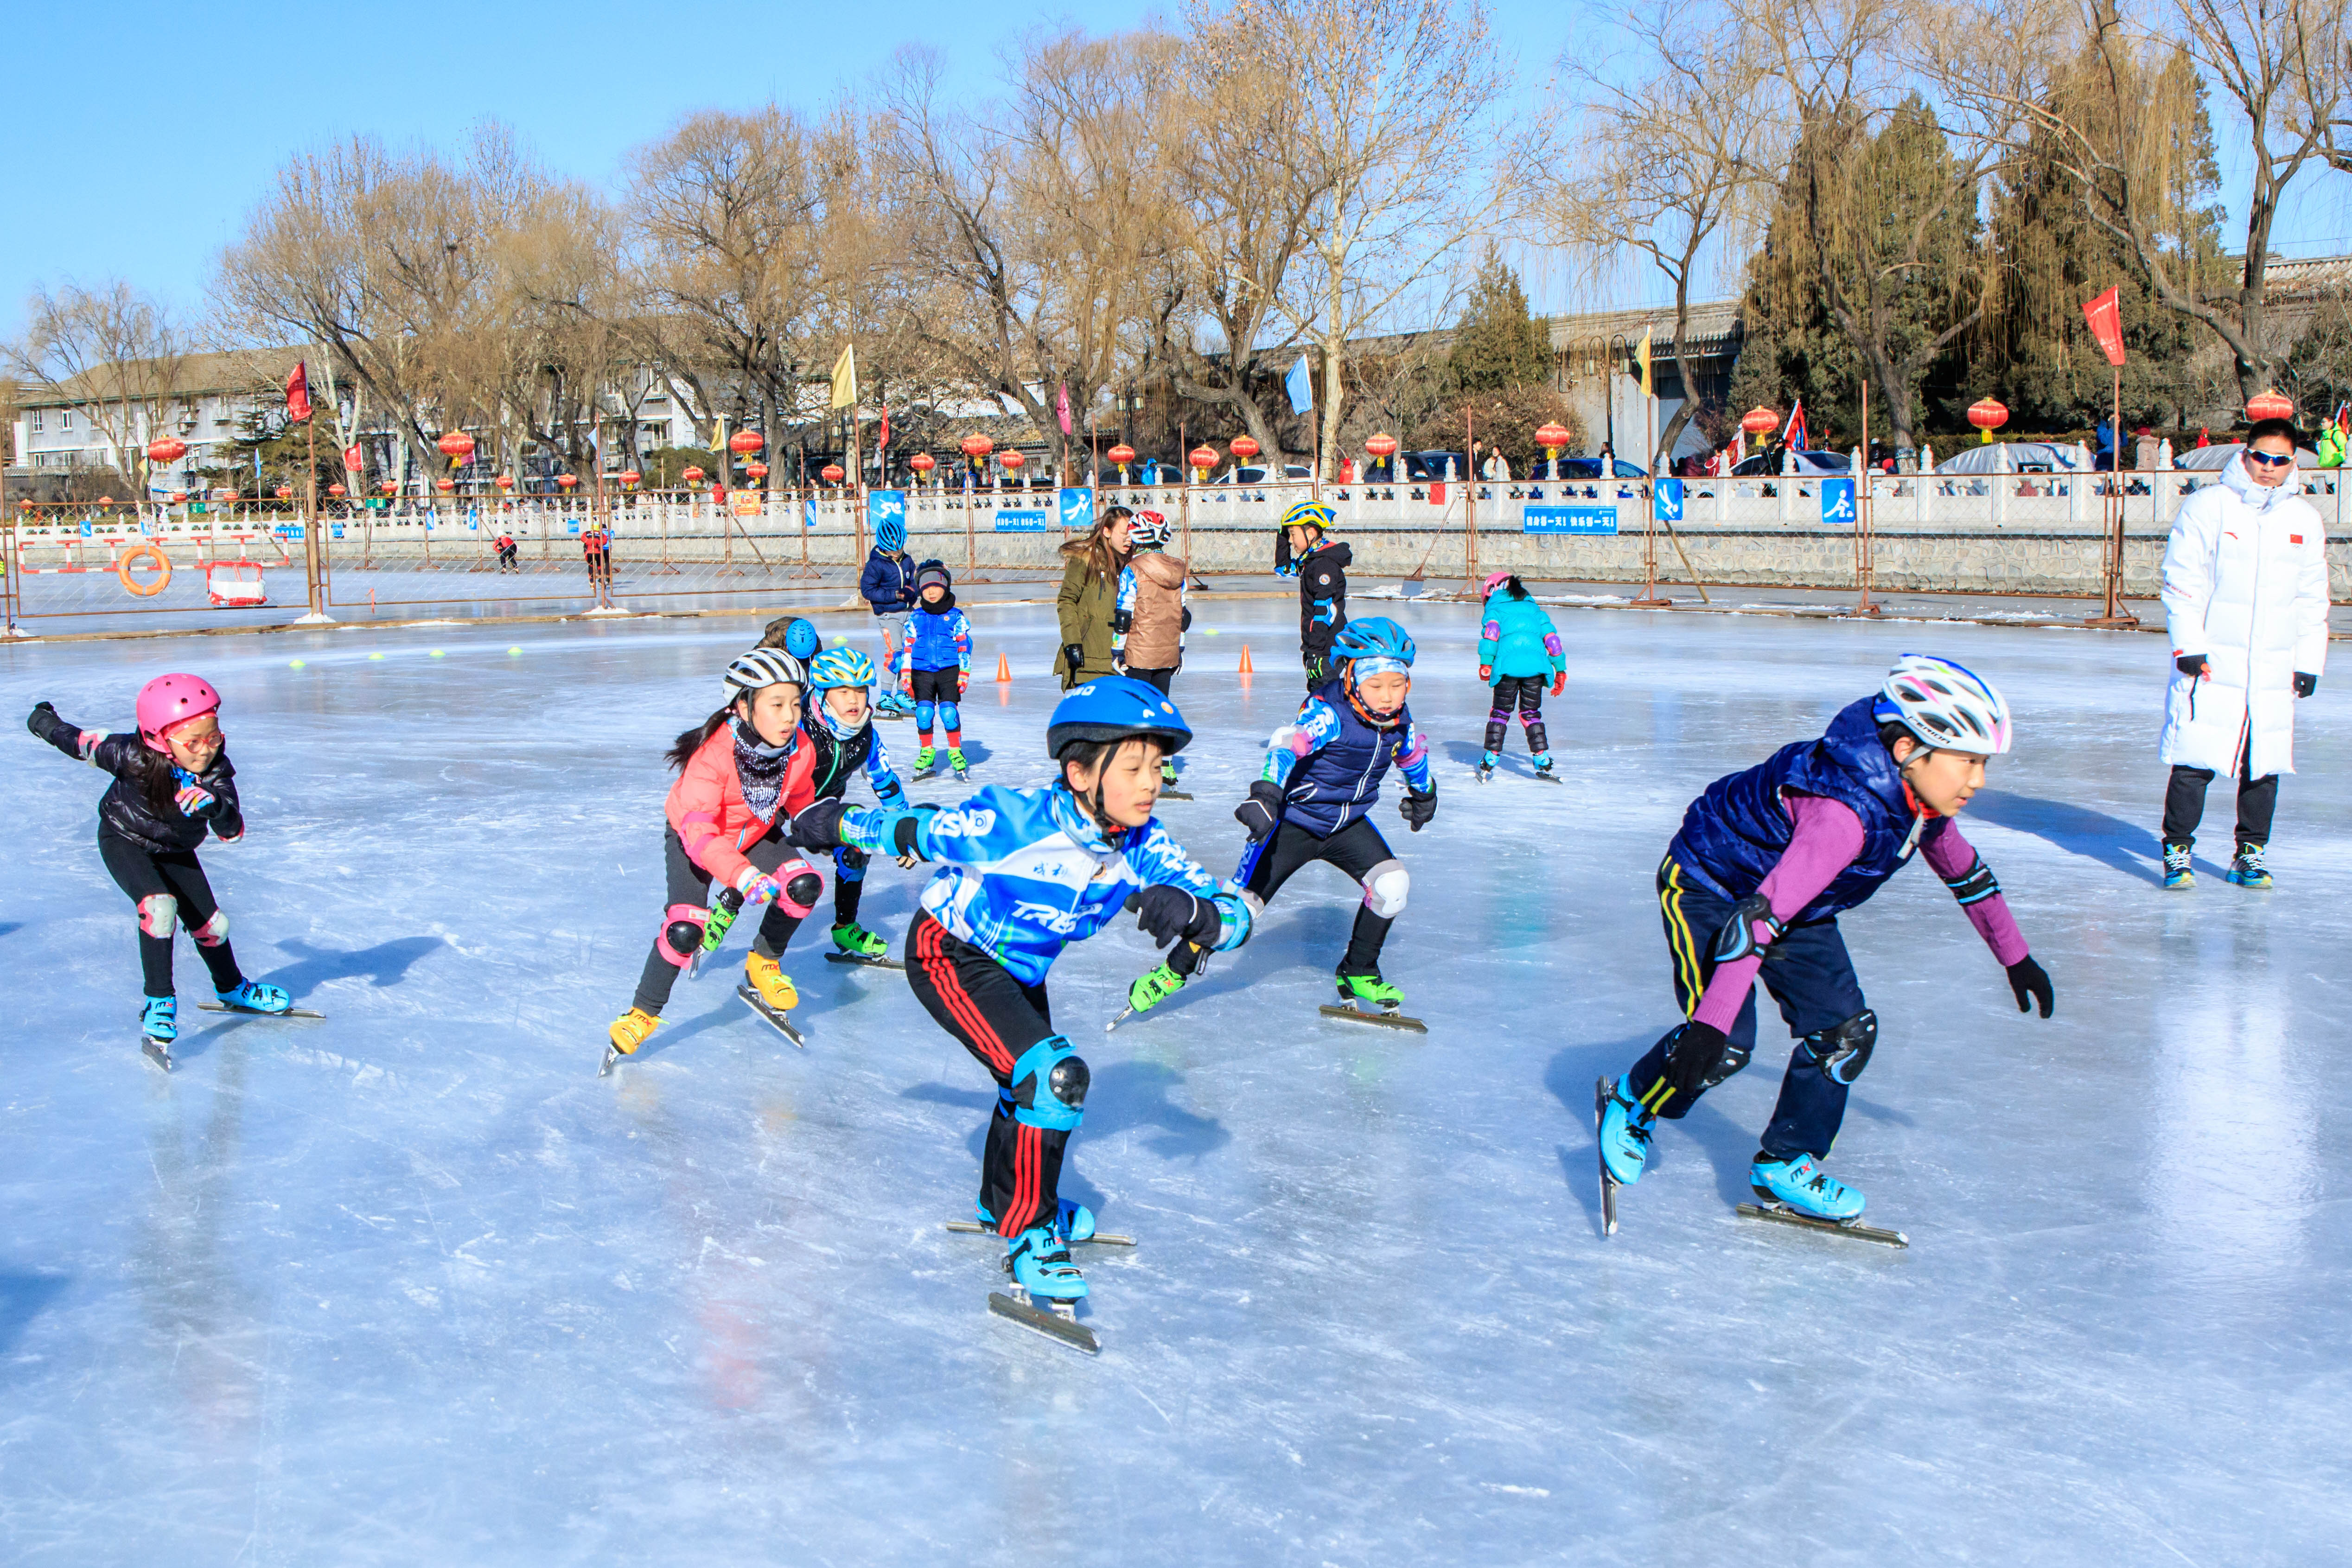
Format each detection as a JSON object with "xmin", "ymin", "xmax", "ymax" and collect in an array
[{"xmin": 1285, "ymin": 356, "xmax": 1313, "ymax": 414}]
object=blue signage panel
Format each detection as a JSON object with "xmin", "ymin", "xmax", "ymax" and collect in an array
[
  {"xmin": 995, "ymin": 509, "xmax": 1050, "ymax": 533},
  {"xmin": 1821, "ymin": 478, "xmax": 1857, "ymax": 525},
  {"xmin": 867, "ymin": 488, "xmax": 906, "ymax": 536},
  {"xmin": 1523, "ymin": 504, "xmax": 1619, "ymax": 536},
  {"xmin": 1058, "ymin": 487, "xmax": 1095, "ymax": 531},
  {"xmin": 1653, "ymin": 478, "xmax": 1684, "ymax": 525}
]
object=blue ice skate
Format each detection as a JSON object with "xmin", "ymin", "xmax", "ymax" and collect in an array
[
  {"xmin": 1749, "ymin": 1153, "xmax": 1865, "ymax": 1221},
  {"xmin": 1597, "ymin": 1074, "xmax": 1655, "ymax": 1186},
  {"xmin": 2225, "ymin": 843, "xmax": 2272, "ymax": 889},
  {"xmin": 1532, "ymin": 751, "xmax": 1557, "ymax": 781},
  {"xmin": 1476, "ymin": 750, "xmax": 1498, "ymax": 783},
  {"xmin": 1007, "ymin": 1226, "xmax": 1088, "ymax": 1301},
  {"xmin": 215, "ymin": 979, "xmax": 293, "ymax": 1015},
  {"xmin": 2162, "ymin": 842, "xmax": 2193, "ymax": 890},
  {"xmin": 141, "ymin": 995, "xmax": 178, "ymax": 1043}
]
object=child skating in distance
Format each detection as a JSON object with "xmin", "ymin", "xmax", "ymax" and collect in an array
[
  {"xmin": 1274, "ymin": 501, "xmax": 1348, "ymax": 689},
  {"xmin": 905, "ymin": 562, "xmax": 974, "ymax": 780},
  {"xmin": 859, "ymin": 513, "xmax": 918, "ymax": 715},
  {"xmin": 797, "ymin": 648, "xmax": 909, "ymax": 962},
  {"xmin": 1476, "ymin": 571, "xmax": 1566, "ymax": 781},
  {"xmin": 1596, "ymin": 655, "xmax": 2056, "ymax": 1228},
  {"xmin": 796, "ymin": 677, "xmax": 1250, "ymax": 1310},
  {"xmin": 603, "ymin": 649, "xmax": 828, "ymax": 1071},
  {"xmin": 1128, "ymin": 617, "xmax": 1435, "ymax": 1024},
  {"xmin": 26, "ymin": 675, "xmax": 293, "ymax": 1066},
  {"xmin": 1112, "ymin": 510, "xmax": 1191, "ymax": 786}
]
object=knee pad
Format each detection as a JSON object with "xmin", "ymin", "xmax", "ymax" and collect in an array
[
  {"xmin": 1799, "ymin": 1009, "xmax": 1878, "ymax": 1085},
  {"xmin": 938, "ymin": 701, "xmax": 961, "ymax": 732},
  {"xmin": 136, "ymin": 895, "xmax": 178, "ymax": 939},
  {"xmin": 1702, "ymin": 1033, "xmax": 1751, "ymax": 1088},
  {"xmin": 1360, "ymin": 859, "xmax": 1409, "ymax": 919},
  {"xmin": 1009, "ymin": 1035, "xmax": 1089, "ymax": 1131},
  {"xmin": 659, "ymin": 903, "xmax": 708, "ymax": 967},
  {"xmin": 778, "ymin": 866, "xmax": 822, "ymax": 919},
  {"xmin": 915, "ymin": 701, "xmax": 936, "ymax": 731},
  {"xmin": 1651, "ymin": 1020, "xmax": 1736, "ymax": 1114},
  {"xmin": 834, "ymin": 845, "xmax": 868, "ymax": 883},
  {"xmin": 191, "ymin": 909, "xmax": 230, "ymax": 947}
]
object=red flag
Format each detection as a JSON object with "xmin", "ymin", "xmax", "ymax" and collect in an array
[
  {"xmin": 285, "ymin": 361, "xmax": 312, "ymax": 422},
  {"xmin": 1782, "ymin": 398, "xmax": 1808, "ymax": 453},
  {"xmin": 878, "ymin": 410, "xmax": 890, "ymax": 452},
  {"xmin": 343, "ymin": 443, "xmax": 363, "ymax": 472},
  {"xmin": 2082, "ymin": 287, "xmax": 2126, "ymax": 367}
]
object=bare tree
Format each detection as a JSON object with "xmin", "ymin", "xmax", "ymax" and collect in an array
[
  {"xmin": 4, "ymin": 281, "xmax": 192, "ymax": 482},
  {"xmin": 1561, "ymin": 0, "xmax": 1782, "ymax": 465}
]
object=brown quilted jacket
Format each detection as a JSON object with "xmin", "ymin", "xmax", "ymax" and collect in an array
[{"xmin": 1120, "ymin": 550, "xmax": 1188, "ymax": 670}]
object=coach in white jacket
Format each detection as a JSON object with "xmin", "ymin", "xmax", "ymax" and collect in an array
[{"xmin": 2158, "ymin": 418, "xmax": 2330, "ymax": 889}]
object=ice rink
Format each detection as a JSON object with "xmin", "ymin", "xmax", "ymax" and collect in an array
[{"xmin": 3, "ymin": 600, "xmax": 2347, "ymax": 1565}]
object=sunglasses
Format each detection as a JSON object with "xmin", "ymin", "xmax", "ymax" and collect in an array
[{"xmin": 2244, "ymin": 449, "xmax": 2296, "ymax": 468}]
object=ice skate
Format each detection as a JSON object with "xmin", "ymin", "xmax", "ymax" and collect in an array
[
  {"xmin": 1747, "ymin": 1153, "xmax": 1865, "ymax": 1220},
  {"xmin": 823, "ymin": 921, "xmax": 901, "ymax": 969},
  {"xmin": 1007, "ymin": 1225, "xmax": 1087, "ymax": 1300},
  {"xmin": 2162, "ymin": 841, "xmax": 2193, "ymax": 890},
  {"xmin": 1532, "ymin": 752, "xmax": 1558, "ymax": 782},
  {"xmin": 2225, "ymin": 842, "xmax": 2272, "ymax": 889},
  {"xmin": 948, "ymin": 746, "xmax": 969, "ymax": 783},
  {"xmin": 1596, "ymin": 1073, "xmax": 1655, "ymax": 1186},
  {"xmin": 1475, "ymin": 750, "xmax": 1498, "ymax": 783},
  {"xmin": 737, "ymin": 952, "xmax": 805, "ymax": 1046},
  {"xmin": 209, "ymin": 979, "xmax": 293, "ymax": 1015},
  {"xmin": 141, "ymin": 995, "xmax": 177, "ymax": 1071},
  {"xmin": 912, "ymin": 745, "xmax": 937, "ymax": 779},
  {"xmin": 602, "ymin": 1006, "xmax": 658, "ymax": 1075},
  {"xmin": 1321, "ymin": 969, "xmax": 1427, "ymax": 1033},
  {"xmin": 1108, "ymin": 962, "xmax": 1186, "ymax": 1030}
]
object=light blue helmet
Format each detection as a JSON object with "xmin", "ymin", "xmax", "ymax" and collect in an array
[
  {"xmin": 1331, "ymin": 616, "xmax": 1415, "ymax": 672},
  {"xmin": 807, "ymin": 647, "xmax": 877, "ymax": 691},
  {"xmin": 875, "ymin": 515, "xmax": 906, "ymax": 553}
]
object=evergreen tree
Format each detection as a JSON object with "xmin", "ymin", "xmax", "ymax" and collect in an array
[{"xmin": 1447, "ymin": 247, "xmax": 1553, "ymax": 392}]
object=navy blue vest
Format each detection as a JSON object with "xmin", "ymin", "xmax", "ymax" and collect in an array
[
  {"xmin": 1668, "ymin": 696, "xmax": 1944, "ymax": 921},
  {"xmin": 1279, "ymin": 679, "xmax": 1409, "ymax": 835}
]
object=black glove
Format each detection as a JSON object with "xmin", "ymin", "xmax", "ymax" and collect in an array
[
  {"xmin": 1304, "ymin": 654, "xmax": 1330, "ymax": 687},
  {"xmin": 2006, "ymin": 955, "xmax": 2054, "ymax": 1018},
  {"xmin": 1234, "ymin": 780, "xmax": 1284, "ymax": 842},
  {"xmin": 790, "ymin": 798, "xmax": 851, "ymax": 850},
  {"xmin": 1061, "ymin": 643, "xmax": 1085, "ymax": 676},
  {"xmin": 1126, "ymin": 885, "xmax": 1221, "ymax": 949},
  {"xmin": 1398, "ymin": 790, "xmax": 1438, "ymax": 833},
  {"xmin": 2295, "ymin": 672, "xmax": 2318, "ymax": 698},
  {"xmin": 26, "ymin": 701, "xmax": 58, "ymax": 741},
  {"xmin": 2175, "ymin": 654, "xmax": 2207, "ymax": 678}
]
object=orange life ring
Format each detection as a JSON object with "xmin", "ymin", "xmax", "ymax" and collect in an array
[{"xmin": 118, "ymin": 543, "xmax": 172, "ymax": 596}]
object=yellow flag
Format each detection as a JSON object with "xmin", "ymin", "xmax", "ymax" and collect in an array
[
  {"xmin": 1635, "ymin": 328, "xmax": 1653, "ymax": 397},
  {"xmin": 829, "ymin": 344, "xmax": 858, "ymax": 411}
]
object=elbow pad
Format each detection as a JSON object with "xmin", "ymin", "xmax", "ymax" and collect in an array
[{"xmin": 1941, "ymin": 855, "xmax": 2000, "ymax": 907}]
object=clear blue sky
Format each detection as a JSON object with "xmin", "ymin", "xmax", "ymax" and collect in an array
[{"xmin": 3, "ymin": 0, "xmax": 2346, "ymax": 345}]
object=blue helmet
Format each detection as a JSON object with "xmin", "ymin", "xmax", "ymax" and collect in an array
[
  {"xmin": 776, "ymin": 617, "xmax": 821, "ymax": 662},
  {"xmin": 1332, "ymin": 616, "xmax": 1415, "ymax": 669},
  {"xmin": 806, "ymin": 647, "xmax": 877, "ymax": 690},
  {"xmin": 875, "ymin": 514, "xmax": 907, "ymax": 553},
  {"xmin": 1047, "ymin": 676, "xmax": 1192, "ymax": 760}
]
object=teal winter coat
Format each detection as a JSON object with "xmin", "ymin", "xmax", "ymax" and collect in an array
[{"xmin": 1478, "ymin": 593, "xmax": 1566, "ymax": 681}]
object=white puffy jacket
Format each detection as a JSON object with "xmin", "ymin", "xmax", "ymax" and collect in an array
[{"xmin": 2158, "ymin": 456, "xmax": 2330, "ymax": 777}]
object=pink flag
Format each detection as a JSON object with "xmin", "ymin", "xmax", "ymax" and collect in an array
[{"xmin": 1056, "ymin": 383, "xmax": 1073, "ymax": 436}]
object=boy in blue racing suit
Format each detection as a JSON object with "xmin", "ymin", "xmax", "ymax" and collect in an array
[{"xmin": 797, "ymin": 676, "xmax": 1251, "ymax": 1302}]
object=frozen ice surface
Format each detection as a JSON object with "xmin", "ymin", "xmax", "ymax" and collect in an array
[{"xmin": 3, "ymin": 603, "xmax": 2348, "ymax": 1565}]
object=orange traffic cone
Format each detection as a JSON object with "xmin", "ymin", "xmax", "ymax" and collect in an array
[
  {"xmin": 995, "ymin": 652, "xmax": 1012, "ymax": 682},
  {"xmin": 1238, "ymin": 644, "xmax": 1255, "ymax": 675}
]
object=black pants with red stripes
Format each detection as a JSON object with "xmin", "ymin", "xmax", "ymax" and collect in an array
[{"xmin": 904, "ymin": 910, "xmax": 1070, "ymax": 1238}]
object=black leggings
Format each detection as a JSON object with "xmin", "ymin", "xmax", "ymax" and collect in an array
[
  {"xmin": 903, "ymin": 911, "xmax": 1071, "ymax": 1237},
  {"xmin": 1485, "ymin": 674, "xmax": 1550, "ymax": 756},
  {"xmin": 99, "ymin": 833, "xmax": 245, "ymax": 998},
  {"xmin": 2162, "ymin": 757, "xmax": 2278, "ymax": 850},
  {"xmin": 1232, "ymin": 814, "xmax": 1400, "ymax": 976},
  {"xmin": 630, "ymin": 825, "xmax": 810, "ymax": 1015}
]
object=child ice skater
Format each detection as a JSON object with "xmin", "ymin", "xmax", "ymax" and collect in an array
[
  {"xmin": 27, "ymin": 675, "xmax": 292, "ymax": 1067},
  {"xmin": 1274, "ymin": 501, "xmax": 1348, "ymax": 689},
  {"xmin": 603, "ymin": 648, "xmax": 827, "ymax": 1071},
  {"xmin": 1113, "ymin": 510, "xmax": 1191, "ymax": 785},
  {"xmin": 1596, "ymin": 655, "xmax": 2056, "ymax": 1228},
  {"xmin": 1475, "ymin": 572, "xmax": 1566, "ymax": 781},
  {"xmin": 800, "ymin": 677, "xmax": 1249, "ymax": 1308},
  {"xmin": 905, "ymin": 561, "xmax": 974, "ymax": 780},
  {"xmin": 798, "ymin": 647, "xmax": 909, "ymax": 962},
  {"xmin": 859, "ymin": 513, "xmax": 918, "ymax": 714}
]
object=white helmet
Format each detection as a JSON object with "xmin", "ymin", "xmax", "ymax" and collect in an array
[
  {"xmin": 722, "ymin": 647, "xmax": 805, "ymax": 701},
  {"xmin": 1874, "ymin": 654, "xmax": 2011, "ymax": 756}
]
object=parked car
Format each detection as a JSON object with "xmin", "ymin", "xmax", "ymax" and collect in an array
[
  {"xmin": 1210, "ymin": 463, "xmax": 1313, "ymax": 485},
  {"xmin": 1732, "ymin": 449, "xmax": 1851, "ymax": 477},
  {"xmin": 1552, "ymin": 457, "xmax": 1649, "ymax": 480}
]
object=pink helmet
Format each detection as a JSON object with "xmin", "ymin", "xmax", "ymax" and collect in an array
[
  {"xmin": 136, "ymin": 673, "xmax": 222, "ymax": 751},
  {"xmin": 1482, "ymin": 570, "xmax": 1512, "ymax": 599}
]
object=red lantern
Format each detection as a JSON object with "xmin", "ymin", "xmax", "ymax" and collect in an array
[
  {"xmin": 998, "ymin": 450, "xmax": 1025, "ymax": 471},
  {"xmin": 1230, "ymin": 435, "xmax": 1260, "ymax": 462},
  {"xmin": 274, "ymin": 485, "xmax": 293, "ymax": 500},
  {"xmin": 1535, "ymin": 422, "xmax": 1571, "ymax": 451},
  {"xmin": 436, "ymin": 431, "xmax": 476, "ymax": 465},
  {"xmin": 170, "ymin": 491, "xmax": 188, "ymax": 503},
  {"xmin": 379, "ymin": 481, "xmax": 398, "ymax": 496},
  {"xmin": 216, "ymin": 489, "xmax": 240, "ymax": 503},
  {"xmin": 1106, "ymin": 443, "xmax": 1136, "ymax": 470},
  {"xmin": 1967, "ymin": 398, "xmax": 2009, "ymax": 432},
  {"xmin": 327, "ymin": 483, "xmax": 347, "ymax": 498},
  {"xmin": 2246, "ymin": 389, "xmax": 2295, "ymax": 422},
  {"xmin": 494, "ymin": 473, "xmax": 515, "ymax": 491},
  {"xmin": 820, "ymin": 464, "xmax": 845, "ymax": 484},
  {"xmin": 1188, "ymin": 446, "xmax": 1218, "ymax": 474},
  {"xmin": 99, "ymin": 495, "xmax": 115, "ymax": 505},
  {"xmin": 682, "ymin": 465, "xmax": 706, "ymax": 484},
  {"xmin": 908, "ymin": 453, "xmax": 937, "ymax": 478},
  {"xmin": 618, "ymin": 470, "xmax": 641, "ymax": 488},
  {"xmin": 147, "ymin": 436, "xmax": 188, "ymax": 465},
  {"xmin": 959, "ymin": 434, "xmax": 994, "ymax": 460},
  {"xmin": 729, "ymin": 429, "xmax": 765, "ymax": 457},
  {"xmin": 746, "ymin": 461, "xmax": 769, "ymax": 481},
  {"xmin": 555, "ymin": 473, "xmax": 578, "ymax": 491},
  {"xmin": 1363, "ymin": 433, "xmax": 1398, "ymax": 460},
  {"xmin": 1740, "ymin": 407, "xmax": 1779, "ymax": 436},
  {"xmin": 436, "ymin": 478, "xmax": 455, "ymax": 494}
]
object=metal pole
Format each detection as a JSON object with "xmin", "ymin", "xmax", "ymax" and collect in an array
[
  {"xmin": 303, "ymin": 405, "xmax": 325, "ymax": 617},
  {"xmin": 1630, "ymin": 387, "xmax": 1667, "ymax": 606},
  {"xmin": 1853, "ymin": 379, "xmax": 1879, "ymax": 617},
  {"xmin": 2087, "ymin": 363, "xmax": 2139, "ymax": 628},
  {"xmin": 1463, "ymin": 405, "xmax": 1477, "ymax": 591}
]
